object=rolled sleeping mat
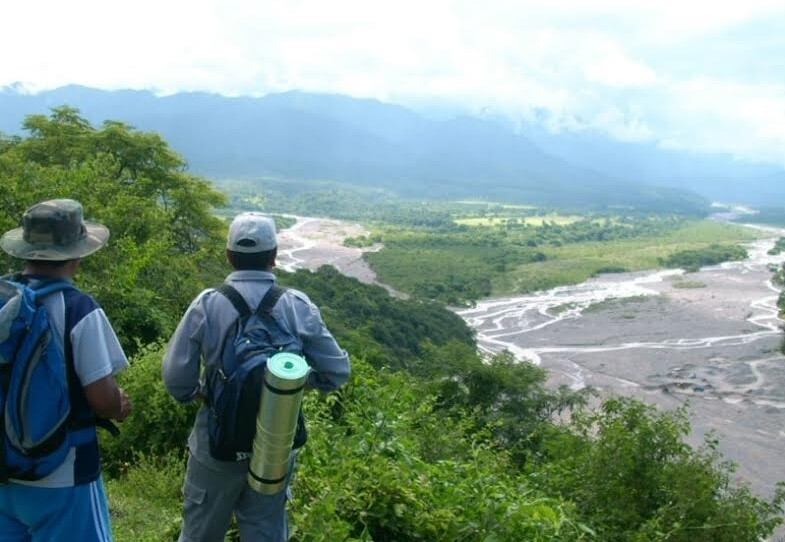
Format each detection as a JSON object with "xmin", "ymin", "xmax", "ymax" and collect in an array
[{"xmin": 248, "ymin": 352, "xmax": 309, "ymax": 494}]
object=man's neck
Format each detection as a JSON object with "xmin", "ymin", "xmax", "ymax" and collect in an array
[{"xmin": 23, "ymin": 265, "xmax": 74, "ymax": 280}]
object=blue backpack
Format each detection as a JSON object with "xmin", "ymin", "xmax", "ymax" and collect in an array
[
  {"xmin": 0, "ymin": 277, "xmax": 74, "ymax": 482},
  {"xmin": 206, "ymin": 284, "xmax": 307, "ymax": 462}
]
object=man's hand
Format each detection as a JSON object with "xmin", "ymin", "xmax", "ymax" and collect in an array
[{"xmin": 84, "ymin": 376, "xmax": 132, "ymax": 421}]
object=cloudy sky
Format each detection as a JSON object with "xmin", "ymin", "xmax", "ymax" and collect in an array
[{"xmin": 2, "ymin": 0, "xmax": 784, "ymax": 165}]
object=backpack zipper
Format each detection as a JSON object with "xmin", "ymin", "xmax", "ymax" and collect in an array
[{"xmin": 15, "ymin": 330, "xmax": 50, "ymax": 452}]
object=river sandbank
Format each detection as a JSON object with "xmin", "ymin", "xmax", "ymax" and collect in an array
[
  {"xmin": 277, "ymin": 215, "xmax": 785, "ymax": 537},
  {"xmin": 458, "ymin": 234, "xmax": 785, "ymax": 537}
]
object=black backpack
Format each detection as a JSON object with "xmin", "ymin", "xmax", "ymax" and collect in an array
[{"xmin": 206, "ymin": 284, "xmax": 307, "ymax": 462}]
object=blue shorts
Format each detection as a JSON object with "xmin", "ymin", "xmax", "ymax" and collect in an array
[{"xmin": 0, "ymin": 478, "xmax": 113, "ymax": 542}]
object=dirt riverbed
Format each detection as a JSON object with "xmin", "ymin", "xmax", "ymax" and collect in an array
[
  {"xmin": 278, "ymin": 215, "xmax": 785, "ymax": 537},
  {"xmin": 458, "ymin": 233, "xmax": 785, "ymax": 539}
]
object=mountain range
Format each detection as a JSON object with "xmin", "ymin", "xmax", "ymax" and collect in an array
[{"xmin": 2, "ymin": 85, "xmax": 783, "ymax": 212}]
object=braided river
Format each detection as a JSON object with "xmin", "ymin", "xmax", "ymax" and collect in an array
[
  {"xmin": 278, "ymin": 216, "xmax": 785, "ymax": 526},
  {"xmin": 458, "ymin": 228, "xmax": 785, "ymax": 496}
]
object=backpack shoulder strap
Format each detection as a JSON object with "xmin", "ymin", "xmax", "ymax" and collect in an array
[
  {"xmin": 1, "ymin": 275, "xmax": 75, "ymax": 304},
  {"xmin": 216, "ymin": 284, "xmax": 252, "ymax": 320},
  {"xmin": 256, "ymin": 285, "xmax": 287, "ymax": 316},
  {"xmin": 30, "ymin": 279, "xmax": 75, "ymax": 301}
]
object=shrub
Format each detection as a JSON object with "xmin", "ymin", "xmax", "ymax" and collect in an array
[
  {"xmin": 100, "ymin": 345, "xmax": 198, "ymax": 475},
  {"xmin": 538, "ymin": 398, "xmax": 785, "ymax": 542},
  {"xmin": 291, "ymin": 359, "xmax": 591, "ymax": 542}
]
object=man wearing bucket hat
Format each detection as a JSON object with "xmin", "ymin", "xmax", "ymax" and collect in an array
[
  {"xmin": 0, "ymin": 199, "xmax": 131, "ymax": 542},
  {"xmin": 164, "ymin": 212, "xmax": 350, "ymax": 542}
]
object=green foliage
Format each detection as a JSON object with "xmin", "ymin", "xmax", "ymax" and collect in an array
[
  {"xmin": 593, "ymin": 265, "xmax": 627, "ymax": 275},
  {"xmin": 367, "ymin": 244, "xmax": 520, "ymax": 304},
  {"xmin": 107, "ymin": 452, "xmax": 185, "ymax": 542},
  {"xmin": 100, "ymin": 345, "xmax": 198, "ymax": 475},
  {"xmin": 0, "ymin": 107, "xmax": 227, "ymax": 354},
  {"xmin": 279, "ymin": 266, "xmax": 475, "ymax": 370},
  {"xmin": 768, "ymin": 237, "xmax": 785, "ymax": 256},
  {"xmin": 660, "ymin": 244, "xmax": 747, "ymax": 272},
  {"xmin": 538, "ymin": 398, "xmax": 785, "ymax": 542},
  {"xmin": 272, "ymin": 214, "xmax": 297, "ymax": 230},
  {"xmin": 466, "ymin": 355, "xmax": 587, "ymax": 461},
  {"xmin": 367, "ymin": 218, "xmax": 758, "ymax": 304},
  {"xmin": 5, "ymin": 109, "xmax": 780, "ymax": 541},
  {"xmin": 216, "ymin": 178, "xmax": 458, "ymax": 229},
  {"xmin": 343, "ymin": 234, "xmax": 381, "ymax": 248},
  {"xmin": 424, "ymin": 347, "xmax": 589, "ymax": 464},
  {"xmin": 291, "ymin": 359, "xmax": 591, "ymax": 542}
]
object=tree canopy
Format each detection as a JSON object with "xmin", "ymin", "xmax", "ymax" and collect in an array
[{"xmin": 0, "ymin": 107, "xmax": 227, "ymax": 353}]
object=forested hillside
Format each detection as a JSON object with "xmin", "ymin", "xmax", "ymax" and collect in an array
[
  {"xmin": 1, "ymin": 110, "xmax": 782, "ymax": 541},
  {"xmin": 520, "ymin": 122, "xmax": 785, "ymax": 206},
  {"xmin": 0, "ymin": 86, "xmax": 710, "ymax": 213}
]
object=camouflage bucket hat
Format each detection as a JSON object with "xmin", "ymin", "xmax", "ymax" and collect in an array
[{"xmin": 0, "ymin": 199, "xmax": 109, "ymax": 261}]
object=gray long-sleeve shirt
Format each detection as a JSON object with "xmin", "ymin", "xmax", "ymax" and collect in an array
[{"xmin": 163, "ymin": 270, "xmax": 350, "ymax": 469}]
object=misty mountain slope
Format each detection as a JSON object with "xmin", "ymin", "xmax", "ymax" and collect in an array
[
  {"xmin": 1, "ymin": 85, "xmax": 707, "ymax": 211},
  {"xmin": 521, "ymin": 123, "xmax": 785, "ymax": 205}
]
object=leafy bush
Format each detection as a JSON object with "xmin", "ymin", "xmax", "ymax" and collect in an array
[
  {"xmin": 660, "ymin": 244, "xmax": 747, "ymax": 272},
  {"xmin": 767, "ymin": 237, "xmax": 785, "ymax": 256},
  {"xmin": 291, "ymin": 359, "xmax": 592, "ymax": 542},
  {"xmin": 593, "ymin": 265, "xmax": 628, "ymax": 275},
  {"xmin": 100, "ymin": 345, "xmax": 197, "ymax": 475},
  {"xmin": 538, "ymin": 398, "xmax": 785, "ymax": 542}
]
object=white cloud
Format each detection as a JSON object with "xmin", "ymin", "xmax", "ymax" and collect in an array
[
  {"xmin": 2, "ymin": 0, "xmax": 785, "ymax": 165},
  {"xmin": 580, "ymin": 41, "xmax": 658, "ymax": 88},
  {"xmin": 659, "ymin": 78, "xmax": 785, "ymax": 163}
]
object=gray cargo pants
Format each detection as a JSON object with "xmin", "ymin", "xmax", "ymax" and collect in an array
[{"xmin": 178, "ymin": 452, "xmax": 296, "ymax": 542}]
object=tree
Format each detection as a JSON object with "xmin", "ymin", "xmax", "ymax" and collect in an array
[{"xmin": 0, "ymin": 107, "xmax": 227, "ymax": 353}]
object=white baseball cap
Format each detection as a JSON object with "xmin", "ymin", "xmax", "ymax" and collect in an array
[{"xmin": 227, "ymin": 213, "xmax": 277, "ymax": 253}]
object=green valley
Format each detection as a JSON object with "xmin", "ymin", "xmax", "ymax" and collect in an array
[
  {"xmin": 2, "ymin": 110, "xmax": 782, "ymax": 542},
  {"xmin": 365, "ymin": 218, "xmax": 758, "ymax": 305},
  {"xmin": 218, "ymin": 178, "xmax": 760, "ymax": 305}
]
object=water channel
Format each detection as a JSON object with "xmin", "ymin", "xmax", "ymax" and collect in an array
[{"xmin": 278, "ymin": 216, "xmax": 785, "ymax": 527}]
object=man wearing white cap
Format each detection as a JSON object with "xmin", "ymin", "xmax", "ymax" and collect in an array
[{"xmin": 163, "ymin": 212, "xmax": 350, "ymax": 542}]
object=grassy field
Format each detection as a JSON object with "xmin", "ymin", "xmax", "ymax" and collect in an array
[
  {"xmin": 368, "ymin": 219, "xmax": 764, "ymax": 304},
  {"xmin": 501, "ymin": 221, "xmax": 759, "ymax": 294},
  {"xmin": 506, "ymin": 220, "xmax": 760, "ymax": 293},
  {"xmin": 107, "ymin": 454, "xmax": 184, "ymax": 541}
]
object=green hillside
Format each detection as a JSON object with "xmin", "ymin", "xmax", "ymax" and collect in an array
[
  {"xmin": 0, "ymin": 87, "xmax": 713, "ymax": 213},
  {"xmin": 1, "ymin": 110, "xmax": 782, "ymax": 541}
]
